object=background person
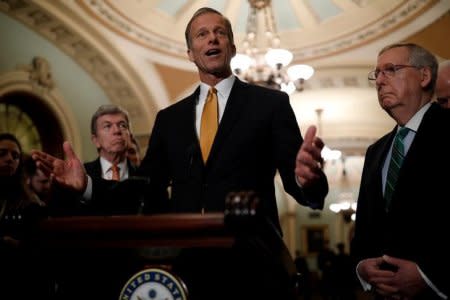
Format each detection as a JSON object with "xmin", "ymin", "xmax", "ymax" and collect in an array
[
  {"xmin": 23, "ymin": 154, "xmax": 52, "ymax": 206},
  {"xmin": 351, "ymin": 43, "xmax": 449, "ymax": 300},
  {"xmin": 0, "ymin": 133, "xmax": 46, "ymax": 245},
  {"xmin": 0, "ymin": 133, "xmax": 48, "ymax": 298},
  {"xmin": 317, "ymin": 239, "xmax": 337, "ymax": 300},
  {"xmin": 48, "ymin": 105, "xmax": 142, "ymax": 217},
  {"xmin": 334, "ymin": 242, "xmax": 356, "ymax": 300},
  {"xmin": 84, "ymin": 104, "xmax": 137, "ymax": 181},
  {"xmin": 294, "ymin": 249, "xmax": 312, "ymax": 300},
  {"xmin": 436, "ymin": 59, "xmax": 450, "ymax": 108}
]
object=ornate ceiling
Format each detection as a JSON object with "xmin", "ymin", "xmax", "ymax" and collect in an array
[
  {"xmin": 78, "ymin": 0, "xmax": 449, "ymax": 63},
  {"xmin": 1, "ymin": 0, "xmax": 449, "ymax": 154}
]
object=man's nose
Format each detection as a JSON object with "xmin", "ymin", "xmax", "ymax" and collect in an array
[
  {"xmin": 375, "ymin": 71, "xmax": 388, "ymax": 85},
  {"xmin": 5, "ymin": 151, "xmax": 16, "ymax": 162},
  {"xmin": 209, "ymin": 32, "xmax": 219, "ymax": 43},
  {"xmin": 375, "ymin": 73, "xmax": 389, "ymax": 89},
  {"xmin": 112, "ymin": 124, "xmax": 123, "ymax": 133}
]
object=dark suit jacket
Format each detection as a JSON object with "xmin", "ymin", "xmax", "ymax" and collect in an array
[
  {"xmin": 135, "ymin": 78, "xmax": 328, "ymax": 300},
  {"xmin": 83, "ymin": 157, "xmax": 143, "ymax": 215},
  {"xmin": 138, "ymin": 78, "xmax": 328, "ymax": 231},
  {"xmin": 351, "ymin": 103, "xmax": 450, "ymax": 299}
]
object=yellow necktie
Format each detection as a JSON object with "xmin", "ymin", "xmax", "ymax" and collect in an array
[
  {"xmin": 200, "ymin": 87, "xmax": 218, "ymax": 162},
  {"xmin": 111, "ymin": 163, "xmax": 120, "ymax": 181}
]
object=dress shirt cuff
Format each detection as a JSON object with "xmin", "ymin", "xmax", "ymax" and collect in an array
[
  {"xmin": 81, "ymin": 175, "xmax": 93, "ymax": 203},
  {"xmin": 295, "ymin": 175, "xmax": 303, "ymax": 188},
  {"xmin": 295, "ymin": 174, "xmax": 326, "ymax": 210},
  {"xmin": 417, "ymin": 265, "xmax": 447, "ymax": 299},
  {"xmin": 356, "ymin": 261, "xmax": 372, "ymax": 291}
]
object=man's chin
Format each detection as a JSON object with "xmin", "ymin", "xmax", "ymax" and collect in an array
[
  {"xmin": 107, "ymin": 148, "xmax": 126, "ymax": 155},
  {"xmin": 380, "ymin": 98, "xmax": 398, "ymax": 110}
]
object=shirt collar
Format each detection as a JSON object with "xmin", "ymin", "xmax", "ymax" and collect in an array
[
  {"xmin": 100, "ymin": 156, "xmax": 127, "ymax": 173},
  {"xmin": 199, "ymin": 75, "xmax": 235, "ymax": 102},
  {"xmin": 403, "ymin": 102, "xmax": 431, "ymax": 132}
]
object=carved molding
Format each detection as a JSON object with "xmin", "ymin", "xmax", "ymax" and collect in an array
[
  {"xmin": 19, "ymin": 56, "xmax": 55, "ymax": 91},
  {"xmin": 75, "ymin": 0, "xmax": 433, "ymax": 62},
  {"xmin": 0, "ymin": 0, "xmax": 149, "ymax": 124},
  {"xmin": 0, "ymin": 59, "xmax": 82, "ymax": 156},
  {"xmin": 292, "ymin": 0, "xmax": 434, "ymax": 60}
]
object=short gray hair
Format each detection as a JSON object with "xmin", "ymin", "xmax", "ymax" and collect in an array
[{"xmin": 90, "ymin": 104, "xmax": 130, "ymax": 135}]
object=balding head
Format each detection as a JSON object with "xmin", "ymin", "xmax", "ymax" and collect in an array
[{"xmin": 436, "ymin": 60, "xmax": 450, "ymax": 108}]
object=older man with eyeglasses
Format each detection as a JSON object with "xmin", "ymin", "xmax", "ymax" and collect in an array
[
  {"xmin": 436, "ymin": 60, "xmax": 450, "ymax": 108},
  {"xmin": 351, "ymin": 43, "xmax": 450, "ymax": 300}
]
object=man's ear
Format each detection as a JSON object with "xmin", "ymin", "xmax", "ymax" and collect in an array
[
  {"xmin": 91, "ymin": 134, "xmax": 100, "ymax": 149},
  {"xmin": 187, "ymin": 49, "xmax": 194, "ymax": 63},
  {"xmin": 420, "ymin": 66, "xmax": 432, "ymax": 88}
]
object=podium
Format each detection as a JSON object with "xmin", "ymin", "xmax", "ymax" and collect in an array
[
  {"xmin": 33, "ymin": 213, "xmax": 298, "ymax": 300},
  {"xmin": 36, "ymin": 213, "xmax": 234, "ymax": 248}
]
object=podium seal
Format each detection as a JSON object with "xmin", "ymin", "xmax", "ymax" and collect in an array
[{"xmin": 119, "ymin": 268, "xmax": 188, "ymax": 300}]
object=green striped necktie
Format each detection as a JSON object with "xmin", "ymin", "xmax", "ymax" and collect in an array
[{"xmin": 385, "ymin": 127, "xmax": 409, "ymax": 211}]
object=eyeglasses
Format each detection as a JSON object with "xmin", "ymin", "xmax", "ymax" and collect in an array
[{"xmin": 368, "ymin": 64, "xmax": 420, "ymax": 81}]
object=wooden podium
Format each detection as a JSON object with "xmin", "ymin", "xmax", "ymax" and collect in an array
[
  {"xmin": 36, "ymin": 213, "xmax": 234, "ymax": 248},
  {"xmin": 32, "ymin": 213, "xmax": 298, "ymax": 300}
]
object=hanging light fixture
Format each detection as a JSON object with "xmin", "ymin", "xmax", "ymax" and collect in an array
[{"xmin": 230, "ymin": 0, "xmax": 314, "ymax": 94}]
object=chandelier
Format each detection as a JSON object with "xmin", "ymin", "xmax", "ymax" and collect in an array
[{"xmin": 230, "ymin": 0, "xmax": 314, "ymax": 94}]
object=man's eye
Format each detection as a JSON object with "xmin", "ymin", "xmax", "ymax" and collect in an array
[{"xmin": 385, "ymin": 66, "xmax": 395, "ymax": 73}]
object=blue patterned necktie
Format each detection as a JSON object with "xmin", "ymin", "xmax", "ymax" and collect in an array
[{"xmin": 385, "ymin": 127, "xmax": 409, "ymax": 211}]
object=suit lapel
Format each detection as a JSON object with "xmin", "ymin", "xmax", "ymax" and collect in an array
[
  {"xmin": 390, "ymin": 104, "xmax": 439, "ymax": 210},
  {"xmin": 366, "ymin": 127, "xmax": 396, "ymax": 215},
  {"xmin": 401, "ymin": 104, "xmax": 437, "ymax": 168},
  {"xmin": 207, "ymin": 79, "xmax": 249, "ymax": 164},
  {"xmin": 93, "ymin": 158, "xmax": 103, "ymax": 178},
  {"xmin": 184, "ymin": 87, "xmax": 204, "ymax": 164},
  {"xmin": 396, "ymin": 104, "xmax": 436, "ymax": 190}
]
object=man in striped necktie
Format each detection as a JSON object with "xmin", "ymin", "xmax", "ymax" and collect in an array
[{"xmin": 352, "ymin": 43, "xmax": 450, "ymax": 300}]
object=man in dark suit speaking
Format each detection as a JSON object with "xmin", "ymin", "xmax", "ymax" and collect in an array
[{"xmin": 33, "ymin": 7, "xmax": 328, "ymax": 300}]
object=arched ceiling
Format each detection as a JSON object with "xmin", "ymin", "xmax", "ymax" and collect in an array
[
  {"xmin": 2, "ymin": 0, "xmax": 449, "ymax": 154},
  {"xmin": 76, "ymin": 0, "xmax": 450, "ymax": 64}
]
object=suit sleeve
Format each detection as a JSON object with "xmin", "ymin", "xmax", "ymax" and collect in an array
[
  {"xmin": 137, "ymin": 110, "xmax": 170, "ymax": 213},
  {"xmin": 273, "ymin": 92, "xmax": 327, "ymax": 209}
]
